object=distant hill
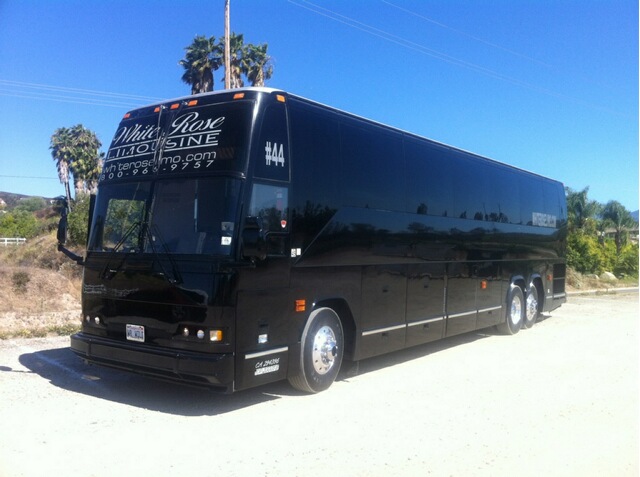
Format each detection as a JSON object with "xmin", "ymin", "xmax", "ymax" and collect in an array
[
  {"xmin": 0, "ymin": 191, "xmax": 57, "ymax": 210},
  {"xmin": 632, "ymin": 210, "xmax": 639, "ymax": 223}
]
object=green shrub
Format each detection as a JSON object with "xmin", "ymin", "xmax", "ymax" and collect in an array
[
  {"xmin": 0, "ymin": 210, "xmax": 39, "ymax": 239},
  {"xmin": 67, "ymin": 194, "xmax": 91, "ymax": 246},
  {"xmin": 566, "ymin": 231, "xmax": 603, "ymax": 274},
  {"xmin": 614, "ymin": 243, "xmax": 639, "ymax": 278}
]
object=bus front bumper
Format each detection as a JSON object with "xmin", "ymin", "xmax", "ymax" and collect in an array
[{"xmin": 70, "ymin": 332, "xmax": 235, "ymax": 392}]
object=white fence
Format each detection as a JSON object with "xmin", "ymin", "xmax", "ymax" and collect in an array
[{"xmin": 0, "ymin": 237, "xmax": 26, "ymax": 246}]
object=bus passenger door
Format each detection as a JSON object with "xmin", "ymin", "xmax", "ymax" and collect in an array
[{"xmin": 234, "ymin": 183, "xmax": 291, "ymax": 391}]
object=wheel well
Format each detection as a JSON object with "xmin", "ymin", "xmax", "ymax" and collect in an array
[
  {"xmin": 511, "ymin": 277, "xmax": 526, "ymax": 295},
  {"xmin": 530, "ymin": 276, "xmax": 544, "ymax": 311},
  {"xmin": 314, "ymin": 299, "xmax": 356, "ymax": 361}
]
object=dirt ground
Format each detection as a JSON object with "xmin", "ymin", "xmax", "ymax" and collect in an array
[{"xmin": 0, "ymin": 293, "xmax": 637, "ymax": 477}]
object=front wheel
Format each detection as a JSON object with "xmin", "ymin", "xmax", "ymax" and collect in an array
[
  {"xmin": 497, "ymin": 285, "xmax": 524, "ymax": 335},
  {"xmin": 288, "ymin": 307, "xmax": 344, "ymax": 393}
]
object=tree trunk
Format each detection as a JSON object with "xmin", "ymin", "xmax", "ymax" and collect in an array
[{"xmin": 64, "ymin": 180, "xmax": 73, "ymax": 211}]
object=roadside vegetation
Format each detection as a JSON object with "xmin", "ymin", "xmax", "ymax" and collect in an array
[{"xmin": 565, "ymin": 187, "xmax": 638, "ymax": 285}]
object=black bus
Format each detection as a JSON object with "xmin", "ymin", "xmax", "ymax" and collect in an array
[{"xmin": 60, "ymin": 88, "xmax": 567, "ymax": 393}]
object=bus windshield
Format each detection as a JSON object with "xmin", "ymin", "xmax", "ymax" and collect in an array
[{"xmin": 89, "ymin": 177, "xmax": 242, "ymax": 255}]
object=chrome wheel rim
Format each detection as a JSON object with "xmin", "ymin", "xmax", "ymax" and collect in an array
[
  {"xmin": 312, "ymin": 325, "xmax": 338, "ymax": 375},
  {"xmin": 510, "ymin": 294, "xmax": 523, "ymax": 326},
  {"xmin": 526, "ymin": 292, "xmax": 538, "ymax": 322}
]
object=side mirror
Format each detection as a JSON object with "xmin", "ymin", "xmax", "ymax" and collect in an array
[
  {"xmin": 57, "ymin": 212, "xmax": 68, "ymax": 245},
  {"xmin": 56, "ymin": 202, "xmax": 84, "ymax": 265},
  {"xmin": 241, "ymin": 216, "xmax": 267, "ymax": 261}
]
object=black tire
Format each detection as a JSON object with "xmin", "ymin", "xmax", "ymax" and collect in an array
[
  {"xmin": 288, "ymin": 307, "xmax": 344, "ymax": 393},
  {"xmin": 523, "ymin": 284, "xmax": 539, "ymax": 329},
  {"xmin": 497, "ymin": 285, "xmax": 524, "ymax": 335}
]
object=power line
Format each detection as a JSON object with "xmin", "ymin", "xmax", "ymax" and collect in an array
[
  {"xmin": 379, "ymin": 0, "xmax": 622, "ymax": 96},
  {"xmin": 379, "ymin": 0, "xmax": 552, "ymax": 67},
  {"xmin": 0, "ymin": 175, "xmax": 58, "ymax": 180},
  {"xmin": 0, "ymin": 79, "xmax": 162, "ymax": 102},
  {"xmin": 288, "ymin": 0, "xmax": 629, "ymax": 118},
  {"xmin": 0, "ymin": 79, "xmax": 164, "ymax": 109}
]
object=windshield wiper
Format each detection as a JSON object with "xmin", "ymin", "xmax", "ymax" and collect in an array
[
  {"xmin": 144, "ymin": 224, "xmax": 183, "ymax": 285},
  {"xmin": 100, "ymin": 221, "xmax": 142, "ymax": 280}
]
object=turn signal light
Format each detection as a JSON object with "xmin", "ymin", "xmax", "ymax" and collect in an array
[
  {"xmin": 295, "ymin": 299, "xmax": 306, "ymax": 312},
  {"xmin": 233, "ymin": 93, "xmax": 245, "ymax": 100},
  {"xmin": 209, "ymin": 330, "xmax": 223, "ymax": 342}
]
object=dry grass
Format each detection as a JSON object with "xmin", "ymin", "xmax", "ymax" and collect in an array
[{"xmin": 0, "ymin": 233, "xmax": 83, "ymax": 339}]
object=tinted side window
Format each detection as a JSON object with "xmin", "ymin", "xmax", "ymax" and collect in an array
[
  {"xmin": 485, "ymin": 165, "xmax": 521, "ymax": 224},
  {"xmin": 520, "ymin": 175, "xmax": 545, "ymax": 226},
  {"xmin": 404, "ymin": 140, "xmax": 453, "ymax": 217},
  {"xmin": 544, "ymin": 180, "xmax": 566, "ymax": 228},
  {"xmin": 451, "ymin": 153, "xmax": 483, "ymax": 220},
  {"xmin": 340, "ymin": 121, "xmax": 405, "ymax": 211},
  {"xmin": 289, "ymin": 105, "xmax": 340, "ymax": 212}
]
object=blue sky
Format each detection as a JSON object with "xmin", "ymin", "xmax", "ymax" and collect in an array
[{"xmin": 0, "ymin": 0, "xmax": 637, "ymax": 211}]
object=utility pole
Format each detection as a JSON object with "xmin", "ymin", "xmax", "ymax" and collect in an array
[{"xmin": 224, "ymin": 0, "xmax": 231, "ymax": 89}]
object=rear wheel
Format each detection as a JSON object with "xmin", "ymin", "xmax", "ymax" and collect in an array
[
  {"xmin": 497, "ymin": 285, "xmax": 524, "ymax": 335},
  {"xmin": 288, "ymin": 307, "xmax": 344, "ymax": 393},
  {"xmin": 524, "ymin": 285, "xmax": 539, "ymax": 329}
]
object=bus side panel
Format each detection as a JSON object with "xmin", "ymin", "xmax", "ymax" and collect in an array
[
  {"xmin": 474, "ymin": 261, "xmax": 504, "ymax": 330},
  {"xmin": 234, "ymin": 288, "xmax": 293, "ymax": 391},
  {"xmin": 358, "ymin": 264, "xmax": 407, "ymax": 360},
  {"xmin": 405, "ymin": 263, "xmax": 446, "ymax": 346}
]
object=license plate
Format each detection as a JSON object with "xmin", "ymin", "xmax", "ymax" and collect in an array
[{"xmin": 126, "ymin": 324, "xmax": 145, "ymax": 342}]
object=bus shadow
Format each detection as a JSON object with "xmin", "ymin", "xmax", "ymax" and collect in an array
[
  {"xmin": 334, "ymin": 317, "xmax": 552, "ymax": 383},
  {"xmin": 16, "ymin": 318, "xmax": 550, "ymax": 414},
  {"xmin": 339, "ymin": 329, "xmax": 493, "ymax": 381},
  {"xmin": 17, "ymin": 346, "xmax": 297, "ymax": 417}
]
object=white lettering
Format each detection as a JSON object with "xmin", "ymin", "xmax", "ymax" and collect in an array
[{"xmin": 169, "ymin": 112, "xmax": 225, "ymax": 135}]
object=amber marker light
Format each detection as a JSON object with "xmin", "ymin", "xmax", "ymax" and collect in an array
[
  {"xmin": 480, "ymin": 280, "xmax": 488, "ymax": 290},
  {"xmin": 233, "ymin": 92, "xmax": 245, "ymax": 100},
  {"xmin": 295, "ymin": 299, "xmax": 306, "ymax": 312},
  {"xmin": 170, "ymin": 103, "xmax": 180, "ymax": 110},
  {"xmin": 123, "ymin": 112, "xmax": 131, "ymax": 119},
  {"xmin": 276, "ymin": 94, "xmax": 286, "ymax": 103},
  {"xmin": 154, "ymin": 107, "xmax": 161, "ymax": 113},
  {"xmin": 187, "ymin": 100, "xmax": 198, "ymax": 106},
  {"xmin": 209, "ymin": 330, "xmax": 223, "ymax": 342}
]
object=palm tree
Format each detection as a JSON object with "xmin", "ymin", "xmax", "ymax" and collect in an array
[
  {"xmin": 566, "ymin": 186, "xmax": 599, "ymax": 231},
  {"xmin": 246, "ymin": 43, "xmax": 273, "ymax": 87},
  {"xmin": 50, "ymin": 127, "xmax": 74, "ymax": 207},
  {"xmin": 179, "ymin": 35, "xmax": 222, "ymax": 94},
  {"xmin": 602, "ymin": 200, "xmax": 636, "ymax": 255},
  {"xmin": 68, "ymin": 125, "xmax": 102, "ymax": 196},
  {"xmin": 50, "ymin": 125, "xmax": 103, "ymax": 207},
  {"xmin": 222, "ymin": 33, "xmax": 249, "ymax": 89}
]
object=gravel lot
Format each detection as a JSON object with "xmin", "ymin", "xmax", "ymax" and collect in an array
[{"xmin": 0, "ymin": 293, "xmax": 637, "ymax": 477}]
